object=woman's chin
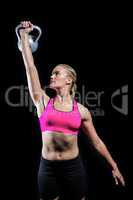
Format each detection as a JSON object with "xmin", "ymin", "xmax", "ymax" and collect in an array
[
  {"xmin": 49, "ymin": 84, "xmax": 54, "ymax": 89},
  {"xmin": 49, "ymin": 84, "xmax": 57, "ymax": 91}
]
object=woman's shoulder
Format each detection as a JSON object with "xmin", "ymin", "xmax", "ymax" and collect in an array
[
  {"xmin": 77, "ymin": 102, "xmax": 91, "ymax": 120},
  {"xmin": 77, "ymin": 102, "xmax": 88, "ymax": 112}
]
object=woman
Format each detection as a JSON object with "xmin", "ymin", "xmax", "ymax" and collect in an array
[{"xmin": 19, "ymin": 21, "xmax": 125, "ymax": 200}]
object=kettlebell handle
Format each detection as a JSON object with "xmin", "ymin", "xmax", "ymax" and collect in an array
[{"xmin": 15, "ymin": 24, "xmax": 42, "ymax": 42}]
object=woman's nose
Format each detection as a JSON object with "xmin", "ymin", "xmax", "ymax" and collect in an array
[
  {"xmin": 50, "ymin": 75, "xmax": 53, "ymax": 80},
  {"xmin": 51, "ymin": 74, "xmax": 55, "ymax": 79}
]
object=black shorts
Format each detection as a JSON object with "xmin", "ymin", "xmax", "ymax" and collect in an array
[{"xmin": 38, "ymin": 155, "xmax": 88, "ymax": 200}]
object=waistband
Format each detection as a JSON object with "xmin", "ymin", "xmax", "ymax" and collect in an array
[{"xmin": 41, "ymin": 154, "xmax": 81, "ymax": 164}]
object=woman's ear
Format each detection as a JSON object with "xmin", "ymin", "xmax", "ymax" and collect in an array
[{"xmin": 66, "ymin": 77, "xmax": 72, "ymax": 85}]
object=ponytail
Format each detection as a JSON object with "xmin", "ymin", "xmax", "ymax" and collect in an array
[{"xmin": 70, "ymin": 82, "xmax": 77, "ymax": 98}]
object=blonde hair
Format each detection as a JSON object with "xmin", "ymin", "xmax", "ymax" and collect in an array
[{"xmin": 56, "ymin": 64, "xmax": 77, "ymax": 98}]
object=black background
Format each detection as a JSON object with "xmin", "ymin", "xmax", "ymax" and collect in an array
[{"xmin": 1, "ymin": 4, "xmax": 129, "ymax": 200}]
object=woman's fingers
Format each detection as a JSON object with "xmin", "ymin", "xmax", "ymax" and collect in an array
[
  {"xmin": 114, "ymin": 176, "xmax": 119, "ymax": 185},
  {"xmin": 20, "ymin": 21, "xmax": 33, "ymax": 33},
  {"xmin": 112, "ymin": 168, "xmax": 125, "ymax": 186},
  {"xmin": 21, "ymin": 21, "xmax": 33, "ymax": 28},
  {"xmin": 114, "ymin": 175, "xmax": 125, "ymax": 186},
  {"xmin": 28, "ymin": 21, "xmax": 33, "ymax": 27},
  {"xmin": 119, "ymin": 175, "xmax": 125, "ymax": 186}
]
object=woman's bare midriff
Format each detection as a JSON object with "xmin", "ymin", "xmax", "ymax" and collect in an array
[{"xmin": 41, "ymin": 131, "xmax": 79, "ymax": 160}]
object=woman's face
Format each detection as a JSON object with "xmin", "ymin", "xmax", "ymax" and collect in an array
[{"xmin": 49, "ymin": 66, "xmax": 71, "ymax": 90}]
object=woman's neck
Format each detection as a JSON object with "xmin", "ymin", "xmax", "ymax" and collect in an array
[{"xmin": 55, "ymin": 93, "xmax": 72, "ymax": 104}]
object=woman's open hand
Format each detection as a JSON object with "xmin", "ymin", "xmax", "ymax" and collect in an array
[{"xmin": 112, "ymin": 166, "xmax": 125, "ymax": 186}]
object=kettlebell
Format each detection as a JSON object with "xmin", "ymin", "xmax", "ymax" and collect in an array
[{"xmin": 15, "ymin": 24, "xmax": 42, "ymax": 53}]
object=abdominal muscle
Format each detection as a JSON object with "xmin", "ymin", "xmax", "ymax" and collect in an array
[{"xmin": 41, "ymin": 131, "xmax": 79, "ymax": 160}]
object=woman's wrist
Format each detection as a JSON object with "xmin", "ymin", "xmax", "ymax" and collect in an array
[
  {"xmin": 20, "ymin": 30, "xmax": 28, "ymax": 39},
  {"xmin": 111, "ymin": 162, "xmax": 118, "ymax": 170}
]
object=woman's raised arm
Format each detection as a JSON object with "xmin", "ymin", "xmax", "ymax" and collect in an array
[{"xmin": 19, "ymin": 21, "xmax": 49, "ymax": 107}]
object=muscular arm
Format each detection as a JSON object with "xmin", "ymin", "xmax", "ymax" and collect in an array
[
  {"xmin": 19, "ymin": 23, "xmax": 49, "ymax": 107},
  {"xmin": 81, "ymin": 107, "xmax": 117, "ymax": 169},
  {"xmin": 80, "ymin": 105, "xmax": 125, "ymax": 186}
]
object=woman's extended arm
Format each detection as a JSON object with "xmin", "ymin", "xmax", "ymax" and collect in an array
[
  {"xmin": 19, "ymin": 21, "xmax": 49, "ymax": 107},
  {"xmin": 80, "ymin": 105, "xmax": 125, "ymax": 186}
]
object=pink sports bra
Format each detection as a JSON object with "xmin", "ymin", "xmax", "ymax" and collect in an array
[{"xmin": 39, "ymin": 98, "xmax": 81, "ymax": 135}]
